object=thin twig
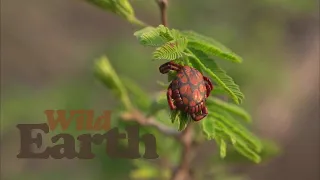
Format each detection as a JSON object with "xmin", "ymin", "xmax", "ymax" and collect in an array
[
  {"xmin": 171, "ymin": 123, "xmax": 194, "ymax": 180},
  {"xmin": 156, "ymin": 0, "xmax": 168, "ymax": 26},
  {"xmin": 121, "ymin": 109, "xmax": 180, "ymax": 139},
  {"xmin": 122, "ymin": 109, "xmax": 196, "ymax": 180},
  {"xmin": 154, "ymin": 1, "xmax": 196, "ymax": 179}
]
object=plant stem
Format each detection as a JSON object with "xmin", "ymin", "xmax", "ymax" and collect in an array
[
  {"xmin": 155, "ymin": 1, "xmax": 195, "ymax": 179},
  {"xmin": 156, "ymin": 0, "xmax": 168, "ymax": 26},
  {"xmin": 121, "ymin": 110, "xmax": 180, "ymax": 139},
  {"xmin": 172, "ymin": 123, "xmax": 194, "ymax": 180}
]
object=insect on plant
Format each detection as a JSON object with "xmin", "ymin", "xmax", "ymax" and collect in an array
[
  {"xmin": 87, "ymin": 0, "xmax": 279, "ymax": 179},
  {"xmin": 159, "ymin": 61, "xmax": 213, "ymax": 121}
]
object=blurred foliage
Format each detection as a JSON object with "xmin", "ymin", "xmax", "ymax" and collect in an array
[
  {"xmin": 86, "ymin": 0, "xmax": 146, "ymax": 26},
  {"xmin": 213, "ymin": 139, "xmax": 281, "ymax": 164},
  {"xmin": 3, "ymin": 0, "xmax": 318, "ymax": 179},
  {"xmin": 132, "ymin": 24, "xmax": 263, "ymax": 164}
]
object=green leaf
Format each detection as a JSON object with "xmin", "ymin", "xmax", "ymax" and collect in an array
[
  {"xmin": 134, "ymin": 26, "xmax": 169, "ymax": 46},
  {"xmin": 86, "ymin": 0, "xmax": 145, "ymax": 26},
  {"xmin": 213, "ymin": 112, "xmax": 262, "ymax": 152},
  {"xmin": 187, "ymin": 49, "xmax": 244, "ymax": 104},
  {"xmin": 182, "ymin": 31, "xmax": 242, "ymax": 63},
  {"xmin": 134, "ymin": 25, "xmax": 188, "ymax": 60},
  {"xmin": 94, "ymin": 56, "xmax": 132, "ymax": 110},
  {"xmin": 178, "ymin": 113, "xmax": 191, "ymax": 131},
  {"xmin": 170, "ymin": 109, "xmax": 179, "ymax": 124},
  {"xmin": 215, "ymin": 140, "xmax": 280, "ymax": 164},
  {"xmin": 233, "ymin": 142, "xmax": 261, "ymax": 163},
  {"xmin": 200, "ymin": 106, "xmax": 262, "ymax": 163},
  {"xmin": 219, "ymin": 138, "xmax": 227, "ymax": 158},
  {"xmin": 215, "ymin": 121, "xmax": 261, "ymax": 163},
  {"xmin": 207, "ymin": 97, "xmax": 251, "ymax": 122},
  {"xmin": 170, "ymin": 110, "xmax": 191, "ymax": 131},
  {"xmin": 201, "ymin": 117, "xmax": 216, "ymax": 139},
  {"xmin": 211, "ymin": 113, "xmax": 262, "ymax": 163},
  {"xmin": 186, "ymin": 56, "xmax": 203, "ymax": 73},
  {"xmin": 134, "ymin": 25, "xmax": 175, "ymax": 46},
  {"xmin": 153, "ymin": 38, "xmax": 188, "ymax": 60}
]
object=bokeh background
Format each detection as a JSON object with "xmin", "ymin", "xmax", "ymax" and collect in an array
[{"xmin": 1, "ymin": 0, "xmax": 319, "ymax": 179}]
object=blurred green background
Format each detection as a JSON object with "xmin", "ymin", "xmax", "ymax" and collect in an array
[{"xmin": 1, "ymin": 0, "xmax": 319, "ymax": 179}]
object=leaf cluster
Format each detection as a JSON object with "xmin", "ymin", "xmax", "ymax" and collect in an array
[
  {"xmin": 89, "ymin": 0, "xmax": 269, "ymax": 172},
  {"xmin": 86, "ymin": 0, "xmax": 145, "ymax": 26},
  {"xmin": 133, "ymin": 25, "xmax": 263, "ymax": 163},
  {"xmin": 134, "ymin": 25, "xmax": 244, "ymax": 104}
]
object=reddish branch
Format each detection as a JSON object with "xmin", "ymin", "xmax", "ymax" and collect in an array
[
  {"xmin": 122, "ymin": 1, "xmax": 195, "ymax": 179},
  {"xmin": 122, "ymin": 109, "xmax": 195, "ymax": 180},
  {"xmin": 172, "ymin": 123, "xmax": 194, "ymax": 180},
  {"xmin": 156, "ymin": 1, "xmax": 195, "ymax": 179},
  {"xmin": 121, "ymin": 109, "xmax": 180, "ymax": 139},
  {"xmin": 156, "ymin": 0, "xmax": 168, "ymax": 26}
]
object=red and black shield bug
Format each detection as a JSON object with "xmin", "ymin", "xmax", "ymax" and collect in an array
[{"xmin": 159, "ymin": 61, "xmax": 213, "ymax": 121}]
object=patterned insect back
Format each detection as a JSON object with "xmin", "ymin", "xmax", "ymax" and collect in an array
[
  {"xmin": 159, "ymin": 61, "xmax": 213, "ymax": 121},
  {"xmin": 172, "ymin": 66, "xmax": 207, "ymax": 107}
]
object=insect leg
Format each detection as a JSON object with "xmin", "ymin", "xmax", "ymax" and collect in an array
[
  {"xmin": 167, "ymin": 84, "xmax": 176, "ymax": 110},
  {"xmin": 203, "ymin": 76, "xmax": 213, "ymax": 97},
  {"xmin": 191, "ymin": 105, "xmax": 208, "ymax": 121},
  {"xmin": 159, "ymin": 61, "xmax": 183, "ymax": 74},
  {"xmin": 205, "ymin": 83, "xmax": 212, "ymax": 98}
]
